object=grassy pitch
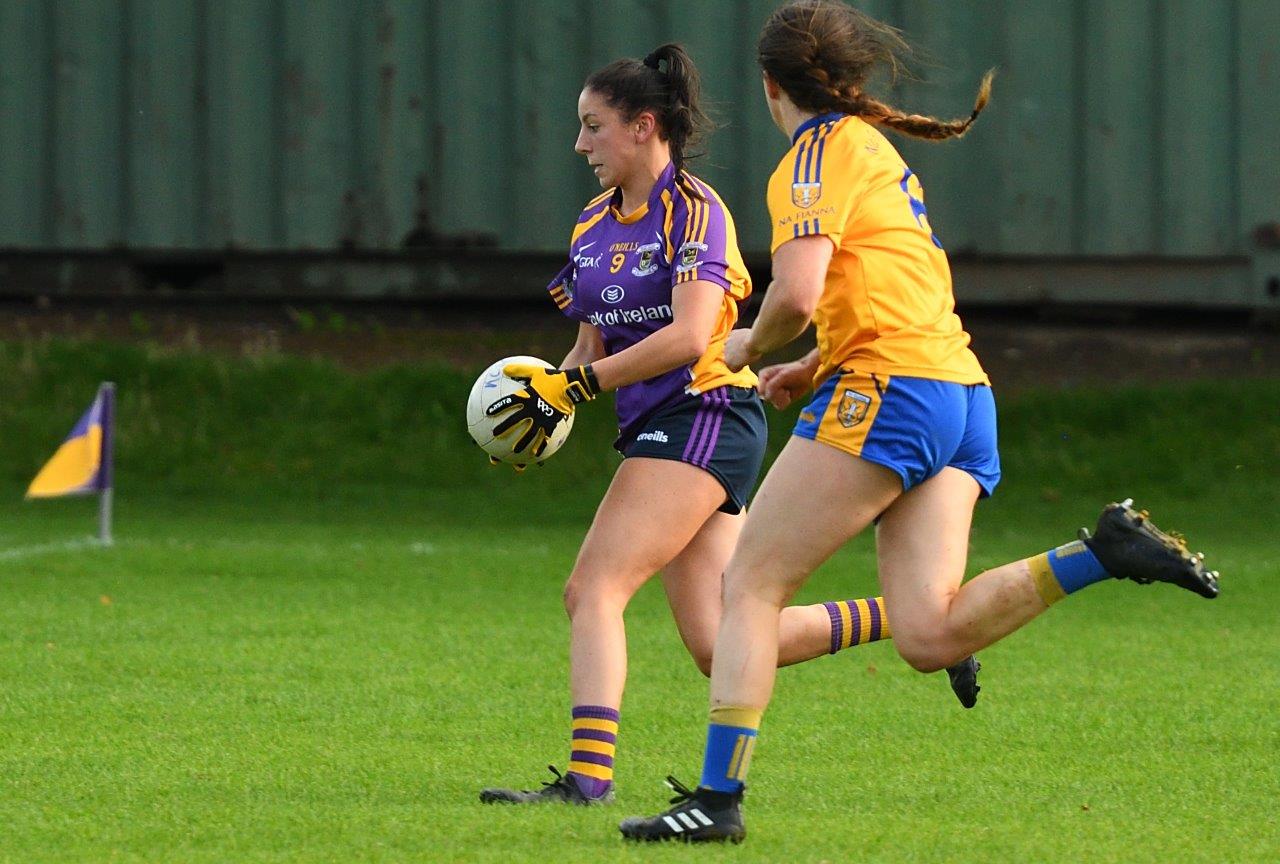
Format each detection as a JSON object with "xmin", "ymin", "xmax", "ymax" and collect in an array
[{"xmin": 1, "ymin": 339, "xmax": 1277, "ymax": 862}]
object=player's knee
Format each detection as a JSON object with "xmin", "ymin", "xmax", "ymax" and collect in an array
[
  {"xmin": 721, "ymin": 568, "xmax": 793, "ymax": 609},
  {"xmin": 562, "ymin": 571, "xmax": 629, "ymax": 620},
  {"xmin": 894, "ymin": 635, "xmax": 952, "ymax": 673}
]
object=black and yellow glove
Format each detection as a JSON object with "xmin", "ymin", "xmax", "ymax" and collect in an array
[
  {"xmin": 502, "ymin": 363, "xmax": 600, "ymax": 414},
  {"xmin": 485, "ymin": 363, "xmax": 600, "ymax": 458}
]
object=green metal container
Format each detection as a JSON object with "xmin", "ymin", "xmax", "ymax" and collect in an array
[{"xmin": 1, "ymin": 1, "xmax": 1276, "ymax": 306}]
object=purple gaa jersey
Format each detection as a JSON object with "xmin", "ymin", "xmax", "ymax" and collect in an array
[{"xmin": 547, "ymin": 163, "xmax": 756, "ymax": 445}]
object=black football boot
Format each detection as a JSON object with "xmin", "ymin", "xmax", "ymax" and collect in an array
[
  {"xmin": 618, "ymin": 776, "xmax": 745, "ymax": 843},
  {"xmin": 1080, "ymin": 499, "xmax": 1220, "ymax": 599},
  {"xmin": 946, "ymin": 655, "xmax": 982, "ymax": 709},
  {"xmin": 479, "ymin": 765, "xmax": 612, "ymax": 805}
]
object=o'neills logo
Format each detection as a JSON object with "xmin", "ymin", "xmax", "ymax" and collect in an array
[
  {"xmin": 587, "ymin": 304, "xmax": 672, "ymax": 327},
  {"xmin": 635, "ymin": 430, "xmax": 669, "ymax": 443}
]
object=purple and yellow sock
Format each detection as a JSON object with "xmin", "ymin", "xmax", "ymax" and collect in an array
[
  {"xmin": 699, "ymin": 706, "xmax": 762, "ymax": 793},
  {"xmin": 566, "ymin": 705, "xmax": 618, "ymax": 799},
  {"xmin": 822, "ymin": 597, "xmax": 892, "ymax": 654},
  {"xmin": 1028, "ymin": 539, "xmax": 1108, "ymax": 606}
]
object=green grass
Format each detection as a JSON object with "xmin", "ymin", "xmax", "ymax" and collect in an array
[{"xmin": 1, "ymin": 339, "xmax": 1278, "ymax": 862}]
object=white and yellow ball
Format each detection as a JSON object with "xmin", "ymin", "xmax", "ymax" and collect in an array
[{"xmin": 466, "ymin": 355, "xmax": 575, "ymax": 465}]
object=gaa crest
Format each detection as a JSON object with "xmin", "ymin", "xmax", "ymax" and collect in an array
[
  {"xmin": 632, "ymin": 242, "xmax": 661, "ymax": 277},
  {"xmin": 837, "ymin": 389, "xmax": 872, "ymax": 428},
  {"xmin": 792, "ymin": 181, "xmax": 822, "ymax": 208},
  {"xmin": 676, "ymin": 241, "xmax": 708, "ymax": 273}
]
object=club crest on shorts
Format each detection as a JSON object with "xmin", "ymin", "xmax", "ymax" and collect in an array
[
  {"xmin": 837, "ymin": 389, "xmax": 872, "ymax": 428},
  {"xmin": 632, "ymin": 242, "xmax": 661, "ymax": 277},
  {"xmin": 792, "ymin": 181, "xmax": 822, "ymax": 208},
  {"xmin": 676, "ymin": 241, "xmax": 708, "ymax": 273}
]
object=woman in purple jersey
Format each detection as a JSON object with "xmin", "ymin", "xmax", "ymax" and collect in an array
[{"xmin": 479, "ymin": 43, "xmax": 975, "ymax": 808}]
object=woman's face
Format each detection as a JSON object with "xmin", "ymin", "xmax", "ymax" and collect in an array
[{"xmin": 575, "ymin": 88, "xmax": 638, "ymax": 190}]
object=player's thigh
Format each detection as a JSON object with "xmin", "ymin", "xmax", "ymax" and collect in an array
[
  {"xmin": 568, "ymin": 456, "xmax": 728, "ymax": 604},
  {"xmin": 725, "ymin": 436, "xmax": 903, "ymax": 605},
  {"xmin": 660, "ymin": 509, "xmax": 744, "ymax": 670},
  {"xmin": 874, "ymin": 466, "xmax": 981, "ymax": 641}
]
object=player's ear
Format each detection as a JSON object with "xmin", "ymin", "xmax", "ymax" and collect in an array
[
  {"xmin": 762, "ymin": 72, "xmax": 781, "ymax": 101},
  {"xmin": 633, "ymin": 111, "xmax": 657, "ymax": 142}
]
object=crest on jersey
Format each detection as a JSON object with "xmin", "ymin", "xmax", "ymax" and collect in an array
[
  {"xmin": 792, "ymin": 181, "xmax": 822, "ymax": 208},
  {"xmin": 837, "ymin": 389, "xmax": 872, "ymax": 428},
  {"xmin": 632, "ymin": 242, "xmax": 661, "ymax": 277},
  {"xmin": 676, "ymin": 241, "xmax": 708, "ymax": 273},
  {"xmin": 561, "ymin": 272, "xmax": 575, "ymax": 299}
]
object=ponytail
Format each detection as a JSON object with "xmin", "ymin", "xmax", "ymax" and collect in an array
[
  {"xmin": 849, "ymin": 69, "xmax": 994, "ymax": 141},
  {"xmin": 585, "ymin": 43, "xmax": 715, "ymax": 173}
]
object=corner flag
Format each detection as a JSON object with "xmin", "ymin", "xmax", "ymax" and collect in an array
[{"xmin": 26, "ymin": 382, "xmax": 116, "ymax": 543}]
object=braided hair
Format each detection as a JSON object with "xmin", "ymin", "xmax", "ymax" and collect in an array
[{"xmin": 758, "ymin": 0, "xmax": 993, "ymax": 141}]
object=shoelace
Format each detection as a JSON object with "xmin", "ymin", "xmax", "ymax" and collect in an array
[
  {"xmin": 539, "ymin": 764, "xmax": 576, "ymax": 794},
  {"xmin": 664, "ymin": 775, "xmax": 697, "ymax": 805}
]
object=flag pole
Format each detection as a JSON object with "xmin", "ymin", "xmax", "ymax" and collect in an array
[{"xmin": 98, "ymin": 382, "xmax": 115, "ymax": 546}]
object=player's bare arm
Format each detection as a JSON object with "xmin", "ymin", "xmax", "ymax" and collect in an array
[
  {"xmin": 724, "ymin": 235, "xmax": 831, "ymax": 371},
  {"xmin": 590, "ymin": 278, "xmax": 723, "ymax": 391},
  {"xmin": 561, "ymin": 322, "xmax": 606, "ymax": 368}
]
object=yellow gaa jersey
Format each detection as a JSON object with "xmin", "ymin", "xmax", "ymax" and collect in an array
[
  {"xmin": 768, "ymin": 113, "xmax": 988, "ymax": 388},
  {"xmin": 548, "ymin": 163, "xmax": 756, "ymax": 441}
]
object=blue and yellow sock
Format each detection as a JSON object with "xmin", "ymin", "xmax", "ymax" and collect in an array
[
  {"xmin": 1028, "ymin": 539, "xmax": 1108, "ymax": 606},
  {"xmin": 699, "ymin": 706, "xmax": 762, "ymax": 793},
  {"xmin": 822, "ymin": 597, "xmax": 891, "ymax": 654},
  {"xmin": 567, "ymin": 705, "xmax": 618, "ymax": 799}
]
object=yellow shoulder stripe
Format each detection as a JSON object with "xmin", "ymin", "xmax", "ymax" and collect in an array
[{"xmin": 570, "ymin": 205, "xmax": 610, "ymax": 246}]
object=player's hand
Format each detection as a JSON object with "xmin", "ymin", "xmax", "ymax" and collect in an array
[
  {"xmin": 723, "ymin": 328, "xmax": 761, "ymax": 372},
  {"xmin": 484, "ymin": 388, "xmax": 563, "ymax": 458},
  {"xmin": 502, "ymin": 363, "xmax": 600, "ymax": 414},
  {"xmin": 484, "ymin": 363, "xmax": 600, "ymax": 458},
  {"xmin": 757, "ymin": 360, "xmax": 813, "ymax": 410}
]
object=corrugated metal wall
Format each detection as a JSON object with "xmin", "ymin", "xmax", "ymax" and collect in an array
[{"xmin": 0, "ymin": 0, "xmax": 1276, "ymax": 267}]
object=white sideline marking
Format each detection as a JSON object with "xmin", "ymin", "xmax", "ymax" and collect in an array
[
  {"xmin": 2, "ymin": 536, "xmax": 539, "ymax": 561},
  {"xmin": 0, "ymin": 538, "xmax": 113, "ymax": 561}
]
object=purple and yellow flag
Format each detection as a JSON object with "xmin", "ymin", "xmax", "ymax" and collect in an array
[{"xmin": 26, "ymin": 384, "xmax": 115, "ymax": 499}]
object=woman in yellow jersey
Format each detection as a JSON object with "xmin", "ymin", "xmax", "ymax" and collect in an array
[
  {"xmin": 478, "ymin": 43, "xmax": 969, "ymax": 809},
  {"xmin": 621, "ymin": 1, "xmax": 1219, "ymax": 842}
]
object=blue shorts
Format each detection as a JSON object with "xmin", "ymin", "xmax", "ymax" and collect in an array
[
  {"xmin": 621, "ymin": 386, "xmax": 768, "ymax": 514},
  {"xmin": 792, "ymin": 370, "xmax": 1001, "ymax": 497}
]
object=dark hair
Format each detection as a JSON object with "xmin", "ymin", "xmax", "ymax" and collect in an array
[
  {"xmin": 583, "ymin": 43, "xmax": 713, "ymax": 172},
  {"xmin": 757, "ymin": 0, "xmax": 993, "ymax": 141}
]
